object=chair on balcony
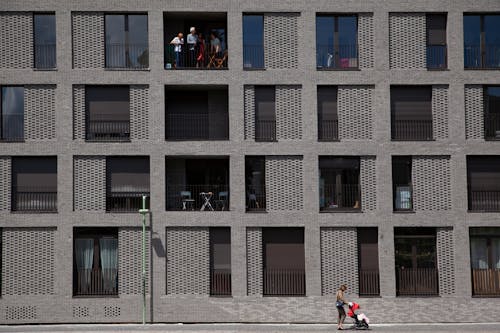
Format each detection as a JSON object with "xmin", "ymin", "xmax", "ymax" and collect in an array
[
  {"xmin": 214, "ymin": 191, "xmax": 228, "ymax": 211},
  {"xmin": 180, "ymin": 191, "xmax": 195, "ymax": 211},
  {"xmin": 208, "ymin": 50, "xmax": 227, "ymax": 69}
]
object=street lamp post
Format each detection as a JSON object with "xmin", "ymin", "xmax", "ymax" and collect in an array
[{"xmin": 138, "ymin": 195, "xmax": 149, "ymax": 325}]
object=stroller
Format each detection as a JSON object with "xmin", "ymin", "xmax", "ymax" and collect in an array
[{"xmin": 347, "ymin": 302, "xmax": 370, "ymax": 330}]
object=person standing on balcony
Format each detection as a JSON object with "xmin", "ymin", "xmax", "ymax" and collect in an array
[
  {"xmin": 170, "ymin": 32, "xmax": 184, "ymax": 68},
  {"xmin": 210, "ymin": 31, "xmax": 222, "ymax": 57},
  {"xmin": 197, "ymin": 33, "xmax": 206, "ymax": 68},
  {"xmin": 187, "ymin": 27, "xmax": 198, "ymax": 67},
  {"xmin": 336, "ymin": 284, "xmax": 349, "ymax": 330}
]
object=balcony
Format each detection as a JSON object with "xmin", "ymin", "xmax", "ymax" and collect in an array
[
  {"xmin": 469, "ymin": 189, "xmax": 500, "ymax": 212},
  {"xmin": 105, "ymin": 43, "xmax": 149, "ymax": 69},
  {"xmin": 255, "ymin": 120, "xmax": 276, "ymax": 142},
  {"xmin": 426, "ymin": 45, "xmax": 447, "ymax": 69},
  {"xmin": 396, "ymin": 267, "xmax": 438, "ymax": 296},
  {"xmin": 75, "ymin": 268, "xmax": 118, "ymax": 296},
  {"xmin": 86, "ymin": 116, "xmax": 130, "ymax": 142},
  {"xmin": 34, "ymin": 43, "xmax": 56, "ymax": 69},
  {"xmin": 106, "ymin": 191, "xmax": 150, "ymax": 212},
  {"xmin": 263, "ymin": 268, "xmax": 305, "ymax": 296},
  {"xmin": 394, "ymin": 184, "xmax": 413, "ymax": 211},
  {"xmin": 210, "ymin": 269, "xmax": 231, "ymax": 296},
  {"xmin": 12, "ymin": 186, "xmax": 57, "ymax": 212},
  {"xmin": 0, "ymin": 114, "xmax": 24, "ymax": 142},
  {"xmin": 166, "ymin": 185, "xmax": 229, "ymax": 211},
  {"xmin": 472, "ymin": 268, "xmax": 500, "ymax": 296},
  {"xmin": 320, "ymin": 184, "xmax": 361, "ymax": 211},
  {"xmin": 166, "ymin": 113, "xmax": 228, "ymax": 141},
  {"xmin": 391, "ymin": 119, "xmax": 433, "ymax": 141},
  {"xmin": 359, "ymin": 269, "xmax": 380, "ymax": 297},
  {"xmin": 318, "ymin": 120, "xmax": 339, "ymax": 141},
  {"xmin": 316, "ymin": 44, "xmax": 358, "ymax": 69},
  {"xmin": 464, "ymin": 44, "xmax": 500, "ymax": 69},
  {"xmin": 165, "ymin": 44, "xmax": 227, "ymax": 69},
  {"xmin": 485, "ymin": 114, "xmax": 500, "ymax": 140}
]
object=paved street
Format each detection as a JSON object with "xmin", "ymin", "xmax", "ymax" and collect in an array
[{"xmin": 1, "ymin": 323, "xmax": 500, "ymax": 333}]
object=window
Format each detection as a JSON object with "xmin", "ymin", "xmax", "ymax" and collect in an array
[
  {"xmin": 392, "ymin": 156, "xmax": 413, "ymax": 211},
  {"xmin": 105, "ymin": 14, "xmax": 148, "ymax": 69},
  {"xmin": 243, "ymin": 15, "xmax": 264, "ymax": 69},
  {"xmin": 316, "ymin": 15, "xmax": 358, "ymax": 69},
  {"xmin": 85, "ymin": 86, "xmax": 130, "ymax": 141},
  {"xmin": 11, "ymin": 157, "xmax": 57, "ymax": 212},
  {"xmin": 426, "ymin": 14, "xmax": 447, "ymax": 69},
  {"xmin": 245, "ymin": 156, "xmax": 266, "ymax": 212},
  {"xmin": 210, "ymin": 227, "xmax": 231, "ymax": 296},
  {"xmin": 319, "ymin": 157, "xmax": 361, "ymax": 211},
  {"xmin": 484, "ymin": 86, "xmax": 500, "ymax": 140},
  {"xmin": 391, "ymin": 86, "xmax": 433, "ymax": 141},
  {"xmin": 73, "ymin": 228, "xmax": 118, "ymax": 296},
  {"xmin": 262, "ymin": 228, "xmax": 305, "ymax": 296},
  {"xmin": 165, "ymin": 87, "xmax": 228, "ymax": 140},
  {"xmin": 34, "ymin": 13, "xmax": 56, "ymax": 69},
  {"xmin": 106, "ymin": 157, "xmax": 150, "ymax": 212},
  {"xmin": 467, "ymin": 156, "xmax": 500, "ymax": 212},
  {"xmin": 470, "ymin": 227, "xmax": 500, "ymax": 296},
  {"xmin": 317, "ymin": 86, "xmax": 338, "ymax": 141},
  {"xmin": 0, "ymin": 86, "xmax": 24, "ymax": 141},
  {"xmin": 395, "ymin": 227, "xmax": 438, "ymax": 296},
  {"xmin": 254, "ymin": 86, "xmax": 276, "ymax": 141},
  {"xmin": 358, "ymin": 228, "xmax": 379, "ymax": 296},
  {"xmin": 464, "ymin": 14, "xmax": 500, "ymax": 69}
]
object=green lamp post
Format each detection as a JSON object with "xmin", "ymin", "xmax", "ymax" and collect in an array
[{"xmin": 138, "ymin": 195, "xmax": 149, "ymax": 325}]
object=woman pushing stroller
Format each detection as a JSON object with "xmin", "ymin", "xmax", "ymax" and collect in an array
[{"xmin": 335, "ymin": 284, "xmax": 370, "ymax": 330}]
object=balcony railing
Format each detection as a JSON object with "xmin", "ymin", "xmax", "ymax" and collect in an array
[
  {"xmin": 243, "ymin": 44, "xmax": 265, "ymax": 69},
  {"xmin": 464, "ymin": 44, "xmax": 500, "ymax": 69},
  {"xmin": 320, "ymin": 183, "xmax": 361, "ymax": 211},
  {"xmin": 316, "ymin": 44, "xmax": 359, "ymax": 69},
  {"xmin": 263, "ymin": 268, "xmax": 305, "ymax": 296},
  {"xmin": 210, "ymin": 269, "xmax": 231, "ymax": 296},
  {"xmin": 166, "ymin": 113, "xmax": 228, "ymax": 140},
  {"xmin": 106, "ymin": 191, "xmax": 150, "ymax": 212},
  {"xmin": 359, "ymin": 270, "xmax": 380, "ymax": 296},
  {"xmin": 318, "ymin": 119, "xmax": 339, "ymax": 141},
  {"xmin": 1, "ymin": 114, "xmax": 24, "ymax": 141},
  {"xmin": 86, "ymin": 116, "xmax": 130, "ymax": 141},
  {"xmin": 246, "ymin": 185, "xmax": 266, "ymax": 212},
  {"xmin": 396, "ymin": 267, "xmax": 439, "ymax": 296},
  {"xmin": 12, "ymin": 186, "xmax": 57, "ymax": 212},
  {"xmin": 166, "ymin": 184, "xmax": 229, "ymax": 211},
  {"xmin": 469, "ymin": 189, "xmax": 500, "ymax": 212},
  {"xmin": 472, "ymin": 268, "xmax": 500, "ymax": 296},
  {"xmin": 255, "ymin": 120, "xmax": 276, "ymax": 142},
  {"xmin": 391, "ymin": 119, "xmax": 433, "ymax": 141},
  {"xmin": 105, "ymin": 43, "xmax": 149, "ymax": 69},
  {"xmin": 75, "ymin": 268, "xmax": 118, "ymax": 296},
  {"xmin": 427, "ymin": 45, "xmax": 447, "ymax": 69},
  {"xmin": 394, "ymin": 184, "xmax": 413, "ymax": 211},
  {"xmin": 34, "ymin": 43, "xmax": 56, "ymax": 69},
  {"xmin": 165, "ymin": 44, "xmax": 227, "ymax": 69},
  {"xmin": 485, "ymin": 113, "xmax": 500, "ymax": 140}
]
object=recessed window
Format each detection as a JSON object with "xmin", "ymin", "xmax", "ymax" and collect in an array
[
  {"xmin": 470, "ymin": 227, "xmax": 500, "ymax": 296},
  {"xmin": 0, "ymin": 86, "xmax": 24, "ymax": 141},
  {"xmin": 484, "ymin": 86, "xmax": 500, "ymax": 140},
  {"xmin": 243, "ymin": 15, "xmax": 264, "ymax": 69},
  {"xmin": 316, "ymin": 15, "xmax": 358, "ymax": 69},
  {"xmin": 254, "ymin": 86, "xmax": 276, "ymax": 142},
  {"xmin": 210, "ymin": 227, "xmax": 231, "ymax": 296},
  {"xmin": 426, "ymin": 14, "xmax": 447, "ymax": 69},
  {"xmin": 317, "ymin": 86, "xmax": 338, "ymax": 141},
  {"xmin": 245, "ymin": 156, "xmax": 266, "ymax": 212},
  {"xmin": 358, "ymin": 227, "xmax": 379, "ymax": 296},
  {"xmin": 34, "ymin": 13, "xmax": 56, "ymax": 69},
  {"xmin": 464, "ymin": 14, "xmax": 500, "ymax": 69},
  {"xmin": 392, "ymin": 156, "xmax": 413, "ymax": 211},
  {"xmin": 467, "ymin": 156, "xmax": 500, "ymax": 212}
]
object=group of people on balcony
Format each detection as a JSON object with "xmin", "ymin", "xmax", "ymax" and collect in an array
[{"xmin": 168, "ymin": 27, "xmax": 225, "ymax": 69}]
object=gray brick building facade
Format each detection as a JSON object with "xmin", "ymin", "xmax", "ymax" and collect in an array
[{"xmin": 1, "ymin": 0, "xmax": 500, "ymax": 325}]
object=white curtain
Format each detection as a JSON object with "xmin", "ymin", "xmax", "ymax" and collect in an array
[
  {"xmin": 470, "ymin": 238, "xmax": 488, "ymax": 269},
  {"xmin": 75, "ymin": 238, "xmax": 94, "ymax": 292},
  {"xmin": 99, "ymin": 237, "xmax": 118, "ymax": 292},
  {"xmin": 492, "ymin": 238, "xmax": 500, "ymax": 269}
]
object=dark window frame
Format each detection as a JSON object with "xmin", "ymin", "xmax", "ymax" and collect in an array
[
  {"xmin": 464, "ymin": 13, "xmax": 500, "ymax": 69},
  {"xmin": 392, "ymin": 156, "xmax": 414, "ymax": 212},
  {"xmin": 254, "ymin": 86, "xmax": 277, "ymax": 142},
  {"xmin": 469, "ymin": 227, "xmax": 500, "ymax": 297},
  {"xmin": 357, "ymin": 227, "xmax": 380, "ymax": 297},
  {"xmin": 242, "ymin": 13, "xmax": 265, "ymax": 70},
  {"xmin": 317, "ymin": 86, "xmax": 339, "ymax": 141},
  {"xmin": 209, "ymin": 227, "xmax": 231, "ymax": 297},
  {"xmin": 0, "ymin": 85, "xmax": 24, "ymax": 142},
  {"xmin": 426, "ymin": 13, "xmax": 447, "ymax": 70},
  {"xmin": 467, "ymin": 156, "xmax": 500, "ymax": 212},
  {"xmin": 484, "ymin": 85, "xmax": 500, "ymax": 140},
  {"xmin": 245, "ymin": 156, "xmax": 266, "ymax": 212},
  {"xmin": 33, "ymin": 12, "xmax": 57, "ymax": 69}
]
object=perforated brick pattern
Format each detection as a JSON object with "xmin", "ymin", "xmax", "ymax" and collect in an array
[
  {"xmin": 72, "ymin": 306, "xmax": 90, "ymax": 318},
  {"xmin": 246, "ymin": 227, "xmax": 263, "ymax": 296},
  {"xmin": 338, "ymin": 86, "xmax": 374, "ymax": 140},
  {"xmin": 432, "ymin": 85, "xmax": 449, "ymax": 140},
  {"xmin": 320, "ymin": 228, "xmax": 359, "ymax": 296},
  {"xmin": 166, "ymin": 227, "xmax": 210, "ymax": 295},
  {"xmin": 73, "ymin": 156, "xmax": 106, "ymax": 211},
  {"xmin": 412, "ymin": 156, "xmax": 451, "ymax": 211},
  {"xmin": 5, "ymin": 306, "xmax": 37, "ymax": 321},
  {"xmin": 264, "ymin": 13, "xmax": 299, "ymax": 69},
  {"xmin": 244, "ymin": 85, "xmax": 255, "ymax": 140},
  {"xmin": 276, "ymin": 85, "xmax": 302, "ymax": 140},
  {"xmin": 0, "ymin": 12, "xmax": 33, "ymax": 68},
  {"xmin": 130, "ymin": 85, "xmax": 149, "ymax": 140},
  {"xmin": 265, "ymin": 156, "xmax": 303, "ymax": 211},
  {"xmin": 2, "ymin": 228, "xmax": 56, "ymax": 295},
  {"xmin": 73, "ymin": 85, "xmax": 86, "ymax": 140},
  {"xmin": 103, "ymin": 306, "xmax": 121, "ymax": 318},
  {"xmin": 360, "ymin": 156, "xmax": 377, "ymax": 211},
  {"xmin": 465, "ymin": 85, "xmax": 484, "ymax": 140},
  {"xmin": 119, "ymin": 227, "xmax": 150, "ymax": 295},
  {"xmin": 358, "ymin": 13, "xmax": 375, "ymax": 69},
  {"xmin": 437, "ymin": 227, "xmax": 455, "ymax": 296},
  {"xmin": 0, "ymin": 157, "xmax": 11, "ymax": 211},
  {"xmin": 389, "ymin": 13, "xmax": 426, "ymax": 69},
  {"xmin": 24, "ymin": 85, "xmax": 56, "ymax": 141},
  {"xmin": 72, "ymin": 12, "xmax": 104, "ymax": 69}
]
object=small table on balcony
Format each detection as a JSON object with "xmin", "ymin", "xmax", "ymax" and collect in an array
[{"xmin": 200, "ymin": 192, "xmax": 214, "ymax": 211}]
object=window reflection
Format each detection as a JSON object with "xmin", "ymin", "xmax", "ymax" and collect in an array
[{"xmin": 34, "ymin": 14, "xmax": 56, "ymax": 68}]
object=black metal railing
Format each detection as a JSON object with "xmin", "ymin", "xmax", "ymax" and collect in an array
[
  {"xmin": 359, "ymin": 270, "xmax": 380, "ymax": 296},
  {"xmin": 12, "ymin": 186, "xmax": 57, "ymax": 212},
  {"xmin": 464, "ymin": 44, "xmax": 500, "ymax": 69},
  {"xmin": 86, "ymin": 116, "xmax": 130, "ymax": 141},
  {"xmin": 394, "ymin": 184, "xmax": 413, "ymax": 211},
  {"xmin": 320, "ymin": 183, "xmax": 361, "ymax": 211},
  {"xmin": 166, "ymin": 113, "xmax": 228, "ymax": 140},
  {"xmin": 391, "ymin": 119, "xmax": 433, "ymax": 141},
  {"xmin": 75, "ymin": 268, "xmax": 118, "ymax": 296},
  {"xmin": 318, "ymin": 120, "xmax": 339, "ymax": 141},
  {"xmin": 166, "ymin": 184, "xmax": 229, "ymax": 211},
  {"xmin": 0, "ymin": 114, "xmax": 24, "ymax": 141},
  {"xmin": 263, "ymin": 268, "xmax": 305, "ymax": 296},
  {"xmin": 165, "ymin": 44, "xmax": 227, "ymax": 69},
  {"xmin": 106, "ymin": 191, "xmax": 150, "ymax": 212},
  {"xmin": 210, "ymin": 269, "xmax": 231, "ymax": 296},
  {"xmin": 105, "ymin": 43, "xmax": 149, "ymax": 69},
  {"xmin": 485, "ymin": 113, "xmax": 500, "ymax": 140},
  {"xmin": 255, "ymin": 120, "xmax": 276, "ymax": 141},
  {"xmin": 246, "ymin": 185, "xmax": 266, "ymax": 212},
  {"xmin": 472, "ymin": 268, "xmax": 500, "ymax": 296},
  {"xmin": 34, "ymin": 43, "xmax": 56, "ymax": 69},
  {"xmin": 469, "ymin": 189, "xmax": 500, "ymax": 212},
  {"xmin": 396, "ymin": 267, "xmax": 439, "ymax": 296},
  {"xmin": 316, "ymin": 44, "xmax": 359, "ymax": 69},
  {"xmin": 427, "ymin": 45, "xmax": 447, "ymax": 69},
  {"xmin": 243, "ymin": 44, "xmax": 265, "ymax": 69}
]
